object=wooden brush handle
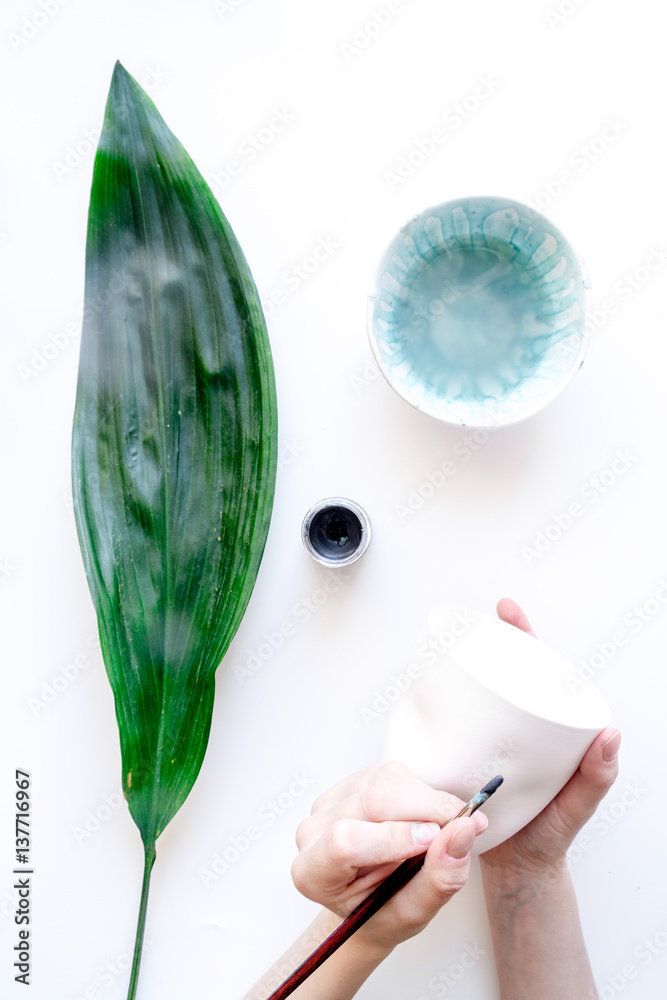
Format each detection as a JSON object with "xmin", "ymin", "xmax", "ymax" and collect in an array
[
  {"xmin": 264, "ymin": 794, "xmax": 495, "ymax": 999},
  {"xmin": 265, "ymin": 852, "xmax": 426, "ymax": 1000}
]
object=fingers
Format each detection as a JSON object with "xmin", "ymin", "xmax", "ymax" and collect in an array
[
  {"xmin": 297, "ymin": 762, "xmax": 484, "ymax": 851},
  {"xmin": 496, "ymin": 597, "xmax": 537, "ymax": 637},
  {"xmin": 291, "ymin": 816, "xmax": 441, "ymax": 904},
  {"xmin": 292, "ymin": 812, "xmax": 481, "ymax": 942},
  {"xmin": 376, "ymin": 818, "xmax": 478, "ymax": 939},
  {"xmin": 309, "ymin": 760, "xmax": 412, "ymax": 815},
  {"xmin": 550, "ymin": 727, "xmax": 621, "ymax": 837},
  {"xmin": 291, "ymin": 762, "xmax": 489, "ymax": 929}
]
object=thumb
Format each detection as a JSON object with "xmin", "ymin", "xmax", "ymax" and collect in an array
[
  {"xmin": 392, "ymin": 818, "xmax": 477, "ymax": 933},
  {"xmin": 552, "ymin": 728, "xmax": 621, "ymax": 837},
  {"xmin": 496, "ymin": 597, "xmax": 537, "ymax": 637}
]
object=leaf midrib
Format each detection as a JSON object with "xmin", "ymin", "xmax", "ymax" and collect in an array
[{"xmin": 127, "ymin": 96, "xmax": 169, "ymax": 842}]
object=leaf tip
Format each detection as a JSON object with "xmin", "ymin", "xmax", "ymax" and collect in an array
[{"xmin": 109, "ymin": 59, "xmax": 141, "ymax": 103}]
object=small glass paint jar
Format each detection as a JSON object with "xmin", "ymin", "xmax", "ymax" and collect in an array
[{"xmin": 301, "ymin": 498, "xmax": 371, "ymax": 568}]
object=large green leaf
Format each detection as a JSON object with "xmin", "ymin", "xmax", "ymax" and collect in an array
[{"xmin": 71, "ymin": 62, "xmax": 277, "ymax": 996}]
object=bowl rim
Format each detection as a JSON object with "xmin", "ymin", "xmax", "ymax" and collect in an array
[{"xmin": 366, "ymin": 193, "xmax": 594, "ymax": 428}]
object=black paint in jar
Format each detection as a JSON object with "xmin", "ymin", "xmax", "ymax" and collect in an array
[{"xmin": 301, "ymin": 498, "xmax": 371, "ymax": 567}]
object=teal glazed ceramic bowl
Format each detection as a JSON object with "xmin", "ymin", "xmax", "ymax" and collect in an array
[{"xmin": 368, "ymin": 196, "xmax": 592, "ymax": 427}]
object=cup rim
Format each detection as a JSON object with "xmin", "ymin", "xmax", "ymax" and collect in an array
[{"xmin": 424, "ymin": 603, "xmax": 612, "ymax": 731}]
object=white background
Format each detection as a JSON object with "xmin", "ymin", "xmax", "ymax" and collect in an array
[{"xmin": 1, "ymin": 1, "xmax": 666, "ymax": 998}]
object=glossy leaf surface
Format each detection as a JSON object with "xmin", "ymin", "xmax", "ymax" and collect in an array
[{"xmin": 71, "ymin": 62, "xmax": 277, "ymax": 850}]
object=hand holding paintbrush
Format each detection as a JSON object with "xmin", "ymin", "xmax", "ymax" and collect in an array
[
  {"xmin": 265, "ymin": 776, "xmax": 503, "ymax": 1000},
  {"xmin": 244, "ymin": 603, "xmax": 620, "ymax": 1000}
]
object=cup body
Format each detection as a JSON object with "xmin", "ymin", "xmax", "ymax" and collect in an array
[{"xmin": 383, "ymin": 605, "xmax": 612, "ymax": 852}]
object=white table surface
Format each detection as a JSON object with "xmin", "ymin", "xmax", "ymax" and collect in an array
[{"xmin": 2, "ymin": 2, "xmax": 666, "ymax": 998}]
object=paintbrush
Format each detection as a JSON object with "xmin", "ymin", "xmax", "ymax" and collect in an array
[{"xmin": 265, "ymin": 775, "xmax": 504, "ymax": 1000}]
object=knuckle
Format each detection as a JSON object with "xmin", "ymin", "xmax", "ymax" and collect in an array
[
  {"xmin": 360, "ymin": 763, "xmax": 407, "ymax": 819},
  {"xmin": 310, "ymin": 789, "xmax": 329, "ymax": 813},
  {"xmin": 598, "ymin": 763, "xmax": 620, "ymax": 791},
  {"xmin": 432, "ymin": 868, "xmax": 467, "ymax": 898},
  {"xmin": 290, "ymin": 855, "xmax": 308, "ymax": 895},
  {"xmin": 383, "ymin": 759, "xmax": 411, "ymax": 777},
  {"xmin": 326, "ymin": 819, "xmax": 360, "ymax": 864},
  {"xmin": 391, "ymin": 897, "xmax": 430, "ymax": 937},
  {"xmin": 360, "ymin": 780, "xmax": 392, "ymax": 820},
  {"xmin": 386, "ymin": 821, "xmax": 408, "ymax": 858},
  {"xmin": 294, "ymin": 818, "xmax": 310, "ymax": 849}
]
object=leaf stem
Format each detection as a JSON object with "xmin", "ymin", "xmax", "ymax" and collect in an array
[{"xmin": 127, "ymin": 841, "xmax": 157, "ymax": 1000}]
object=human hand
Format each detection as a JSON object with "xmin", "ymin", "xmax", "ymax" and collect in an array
[
  {"xmin": 480, "ymin": 598, "xmax": 621, "ymax": 880},
  {"xmin": 291, "ymin": 762, "xmax": 488, "ymax": 954}
]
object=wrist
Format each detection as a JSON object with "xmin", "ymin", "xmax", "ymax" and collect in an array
[
  {"xmin": 480, "ymin": 852, "xmax": 570, "ymax": 897},
  {"xmin": 347, "ymin": 923, "xmax": 397, "ymax": 966},
  {"xmin": 321, "ymin": 909, "xmax": 395, "ymax": 967}
]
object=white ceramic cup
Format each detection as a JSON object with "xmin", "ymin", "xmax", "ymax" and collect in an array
[{"xmin": 382, "ymin": 605, "xmax": 612, "ymax": 852}]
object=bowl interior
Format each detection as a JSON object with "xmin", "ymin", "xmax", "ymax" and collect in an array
[{"xmin": 368, "ymin": 196, "xmax": 591, "ymax": 427}]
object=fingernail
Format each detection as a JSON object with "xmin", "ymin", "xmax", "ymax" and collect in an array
[
  {"xmin": 446, "ymin": 821, "xmax": 476, "ymax": 860},
  {"xmin": 411, "ymin": 822, "xmax": 440, "ymax": 845},
  {"xmin": 602, "ymin": 730, "xmax": 621, "ymax": 763}
]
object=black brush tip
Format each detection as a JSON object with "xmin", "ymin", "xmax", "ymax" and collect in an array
[{"xmin": 481, "ymin": 775, "xmax": 504, "ymax": 797}]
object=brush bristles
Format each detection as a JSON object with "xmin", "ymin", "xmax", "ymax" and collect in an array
[{"xmin": 480, "ymin": 775, "xmax": 504, "ymax": 797}]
